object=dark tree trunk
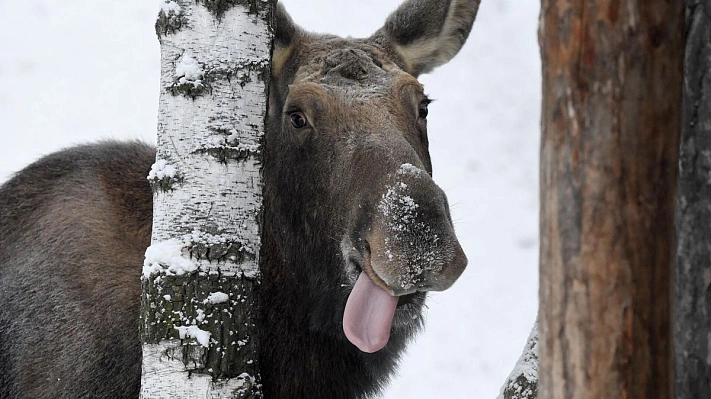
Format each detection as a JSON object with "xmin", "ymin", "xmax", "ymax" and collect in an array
[
  {"xmin": 538, "ymin": 1, "xmax": 684, "ymax": 398},
  {"xmin": 676, "ymin": 1, "xmax": 711, "ymax": 397}
]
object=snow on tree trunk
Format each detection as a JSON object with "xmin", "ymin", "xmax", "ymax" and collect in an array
[
  {"xmin": 498, "ymin": 319, "xmax": 538, "ymax": 399},
  {"xmin": 676, "ymin": 1, "xmax": 711, "ymax": 397},
  {"xmin": 140, "ymin": 1, "xmax": 274, "ymax": 398},
  {"xmin": 538, "ymin": 1, "xmax": 683, "ymax": 398}
]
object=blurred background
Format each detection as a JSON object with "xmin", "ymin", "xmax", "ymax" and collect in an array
[{"xmin": 0, "ymin": 0, "xmax": 540, "ymax": 397}]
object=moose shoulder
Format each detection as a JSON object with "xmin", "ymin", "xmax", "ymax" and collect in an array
[{"xmin": 0, "ymin": 1, "xmax": 479, "ymax": 398}]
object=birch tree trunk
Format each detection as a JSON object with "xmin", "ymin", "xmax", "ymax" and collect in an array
[
  {"xmin": 676, "ymin": 1, "xmax": 711, "ymax": 397},
  {"xmin": 538, "ymin": 1, "xmax": 683, "ymax": 398},
  {"xmin": 140, "ymin": 1, "xmax": 274, "ymax": 397}
]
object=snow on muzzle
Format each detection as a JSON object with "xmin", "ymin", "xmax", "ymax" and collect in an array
[{"xmin": 343, "ymin": 163, "xmax": 467, "ymax": 353}]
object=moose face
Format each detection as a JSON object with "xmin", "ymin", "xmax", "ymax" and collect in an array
[{"xmin": 263, "ymin": 1, "xmax": 478, "ymax": 353}]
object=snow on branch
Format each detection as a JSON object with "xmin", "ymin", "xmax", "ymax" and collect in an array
[{"xmin": 498, "ymin": 319, "xmax": 539, "ymax": 399}]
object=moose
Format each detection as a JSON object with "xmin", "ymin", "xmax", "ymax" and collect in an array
[{"xmin": 0, "ymin": 0, "xmax": 480, "ymax": 398}]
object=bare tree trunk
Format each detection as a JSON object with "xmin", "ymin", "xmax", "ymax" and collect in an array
[
  {"xmin": 140, "ymin": 1, "xmax": 274, "ymax": 397},
  {"xmin": 676, "ymin": 1, "xmax": 711, "ymax": 397},
  {"xmin": 538, "ymin": 1, "xmax": 683, "ymax": 398}
]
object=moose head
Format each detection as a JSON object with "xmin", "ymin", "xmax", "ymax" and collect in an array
[{"xmin": 261, "ymin": 0, "xmax": 478, "ymax": 358}]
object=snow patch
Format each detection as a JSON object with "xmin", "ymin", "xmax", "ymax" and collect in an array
[
  {"xmin": 377, "ymin": 173, "xmax": 447, "ymax": 290},
  {"xmin": 184, "ymin": 230, "xmax": 255, "ymax": 255},
  {"xmin": 175, "ymin": 325, "xmax": 211, "ymax": 348},
  {"xmin": 205, "ymin": 292, "xmax": 229, "ymax": 305},
  {"xmin": 142, "ymin": 239, "xmax": 197, "ymax": 278},
  {"xmin": 175, "ymin": 55, "xmax": 203, "ymax": 87},
  {"xmin": 396, "ymin": 163, "xmax": 424, "ymax": 177},
  {"xmin": 159, "ymin": 0, "xmax": 181, "ymax": 14},
  {"xmin": 147, "ymin": 159, "xmax": 177, "ymax": 180},
  {"xmin": 378, "ymin": 182, "xmax": 419, "ymax": 226},
  {"xmin": 195, "ymin": 309, "xmax": 206, "ymax": 323}
]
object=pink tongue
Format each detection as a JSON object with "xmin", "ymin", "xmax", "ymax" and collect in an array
[{"xmin": 343, "ymin": 272, "xmax": 399, "ymax": 353}]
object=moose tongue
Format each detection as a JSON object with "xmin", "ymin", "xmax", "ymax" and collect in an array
[{"xmin": 343, "ymin": 271, "xmax": 398, "ymax": 353}]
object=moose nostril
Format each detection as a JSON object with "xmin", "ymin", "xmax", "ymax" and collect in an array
[
  {"xmin": 416, "ymin": 282, "xmax": 433, "ymax": 291},
  {"xmin": 363, "ymin": 239, "xmax": 371, "ymax": 255}
]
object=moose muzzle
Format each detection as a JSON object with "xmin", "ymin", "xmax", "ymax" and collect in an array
[{"xmin": 343, "ymin": 163, "xmax": 467, "ymax": 353}]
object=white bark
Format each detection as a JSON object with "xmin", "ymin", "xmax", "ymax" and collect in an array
[
  {"xmin": 141, "ymin": 342, "xmax": 255, "ymax": 398},
  {"xmin": 140, "ymin": 1, "xmax": 273, "ymax": 398}
]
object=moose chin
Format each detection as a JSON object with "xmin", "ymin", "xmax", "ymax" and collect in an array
[{"xmin": 0, "ymin": 1, "xmax": 480, "ymax": 398}]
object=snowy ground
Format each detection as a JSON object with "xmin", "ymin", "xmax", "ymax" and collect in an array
[{"xmin": 0, "ymin": 0, "xmax": 540, "ymax": 397}]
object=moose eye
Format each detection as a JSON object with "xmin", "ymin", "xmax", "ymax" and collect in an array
[
  {"xmin": 290, "ymin": 112, "xmax": 308, "ymax": 129},
  {"xmin": 418, "ymin": 101, "xmax": 429, "ymax": 119}
]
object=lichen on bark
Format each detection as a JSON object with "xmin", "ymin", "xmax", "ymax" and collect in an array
[
  {"xmin": 155, "ymin": 6, "xmax": 187, "ymax": 38},
  {"xmin": 199, "ymin": 0, "xmax": 270, "ymax": 20},
  {"xmin": 140, "ymin": 273, "xmax": 259, "ymax": 379},
  {"xmin": 149, "ymin": 174, "xmax": 183, "ymax": 192},
  {"xmin": 168, "ymin": 70, "xmax": 214, "ymax": 99},
  {"xmin": 168, "ymin": 61, "xmax": 270, "ymax": 100},
  {"xmin": 194, "ymin": 145, "xmax": 259, "ymax": 164}
]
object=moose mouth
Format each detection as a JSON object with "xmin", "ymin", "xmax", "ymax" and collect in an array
[
  {"xmin": 340, "ymin": 164, "xmax": 467, "ymax": 353},
  {"xmin": 343, "ymin": 249, "xmax": 426, "ymax": 353}
]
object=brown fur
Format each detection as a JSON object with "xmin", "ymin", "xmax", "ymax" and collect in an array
[{"xmin": 0, "ymin": 142, "xmax": 152, "ymax": 398}]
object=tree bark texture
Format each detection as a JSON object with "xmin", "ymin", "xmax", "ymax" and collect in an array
[
  {"xmin": 676, "ymin": 1, "xmax": 711, "ymax": 397},
  {"xmin": 538, "ymin": 1, "xmax": 683, "ymax": 399},
  {"xmin": 140, "ymin": 1, "xmax": 274, "ymax": 398}
]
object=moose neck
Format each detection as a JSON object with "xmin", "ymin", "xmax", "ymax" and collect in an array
[{"xmin": 260, "ymin": 130, "xmax": 349, "ymax": 328}]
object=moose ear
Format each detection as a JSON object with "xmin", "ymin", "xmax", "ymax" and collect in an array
[
  {"xmin": 372, "ymin": 0, "xmax": 481, "ymax": 77},
  {"xmin": 273, "ymin": 3, "xmax": 300, "ymax": 76}
]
